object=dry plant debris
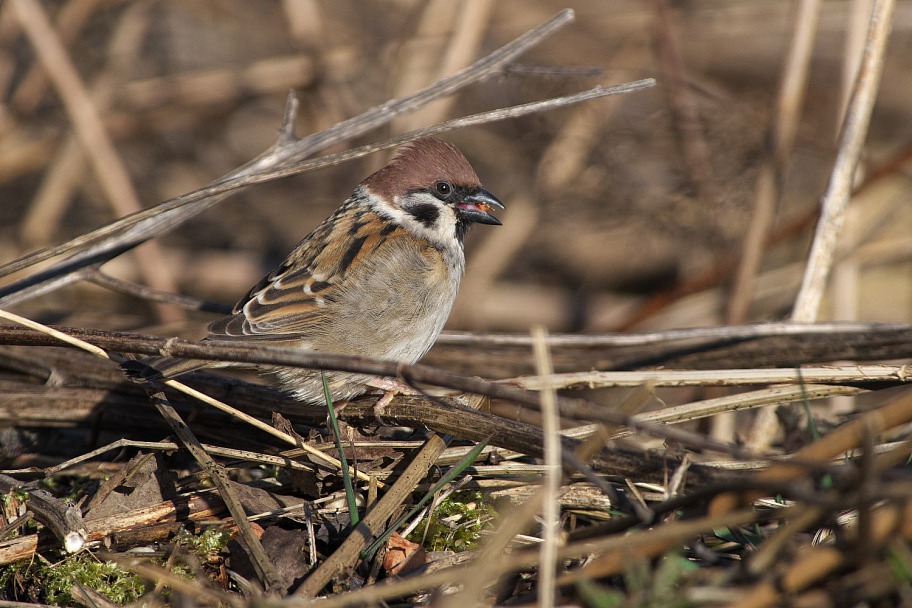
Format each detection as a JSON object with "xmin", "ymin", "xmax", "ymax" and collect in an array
[{"xmin": 1, "ymin": 1, "xmax": 912, "ymax": 606}]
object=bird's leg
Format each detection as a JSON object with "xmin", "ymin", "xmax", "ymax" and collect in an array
[{"xmin": 367, "ymin": 377, "xmax": 420, "ymax": 420}]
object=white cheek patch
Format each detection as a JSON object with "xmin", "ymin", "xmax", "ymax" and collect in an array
[
  {"xmin": 371, "ymin": 191, "xmax": 462, "ymax": 250},
  {"xmin": 382, "ymin": 196, "xmax": 408, "ymax": 222}
]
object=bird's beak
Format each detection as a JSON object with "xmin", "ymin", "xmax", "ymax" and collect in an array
[{"xmin": 456, "ymin": 188, "xmax": 505, "ymax": 225}]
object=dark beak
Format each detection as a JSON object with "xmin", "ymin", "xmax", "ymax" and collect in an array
[{"xmin": 456, "ymin": 188, "xmax": 505, "ymax": 225}]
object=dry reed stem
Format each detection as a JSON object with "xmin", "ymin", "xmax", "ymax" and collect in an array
[
  {"xmin": 728, "ymin": 0, "xmax": 820, "ymax": 324},
  {"xmin": 600, "ymin": 384, "xmax": 866, "ymax": 441},
  {"xmin": 8, "ymin": 0, "xmax": 107, "ymax": 114},
  {"xmin": 533, "ymin": 326, "xmax": 560, "ymax": 607},
  {"xmin": 507, "ymin": 364, "xmax": 912, "ymax": 391},
  {"xmin": 39, "ymin": 438, "xmax": 330, "ymax": 478},
  {"xmin": 745, "ymin": 0, "xmax": 897, "ymax": 456},
  {"xmin": 828, "ymin": 0, "xmax": 874, "ymax": 332},
  {"xmin": 9, "ymin": 0, "xmax": 183, "ymax": 322},
  {"xmin": 711, "ymin": 386, "xmax": 912, "ymax": 514},
  {"xmin": 4, "ymin": 317, "xmax": 909, "ymax": 350},
  {"xmin": 436, "ymin": 320, "xmax": 912, "ymax": 346},
  {"xmin": 791, "ymin": 0, "xmax": 895, "ymax": 321},
  {"xmin": 20, "ymin": 3, "xmax": 151, "ymax": 247},
  {"xmin": 391, "ymin": 0, "xmax": 495, "ymax": 133}
]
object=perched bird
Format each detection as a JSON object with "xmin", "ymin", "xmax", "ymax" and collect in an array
[{"xmin": 146, "ymin": 137, "xmax": 503, "ymax": 406}]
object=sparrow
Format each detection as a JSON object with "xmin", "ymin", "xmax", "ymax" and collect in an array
[{"xmin": 146, "ymin": 137, "xmax": 503, "ymax": 407}]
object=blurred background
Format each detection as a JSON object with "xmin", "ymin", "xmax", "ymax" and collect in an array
[{"xmin": 2, "ymin": 0, "xmax": 911, "ymax": 339}]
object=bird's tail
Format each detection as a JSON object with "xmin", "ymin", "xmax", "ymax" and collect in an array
[{"xmin": 124, "ymin": 356, "xmax": 220, "ymax": 381}]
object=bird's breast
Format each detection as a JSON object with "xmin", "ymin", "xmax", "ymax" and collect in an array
[{"xmin": 314, "ymin": 236, "xmax": 463, "ymax": 363}]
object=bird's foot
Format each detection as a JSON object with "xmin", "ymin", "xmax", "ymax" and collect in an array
[{"xmin": 367, "ymin": 378, "xmax": 418, "ymax": 422}]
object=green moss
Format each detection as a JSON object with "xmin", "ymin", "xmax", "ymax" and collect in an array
[
  {"xmin": 174, "ymin": 526, "xmax": 231, "ymax": 556},
  {"xmin": 0, "ymin": 529, "xmax": 229, "ymax": 605},
  {"xmin": 40, "ymin": 554, "xmax": 145, "ymax": 606},
  {"xmin": 407, "ymin": 492, "xmax": 496, "ymax": 552},
  {"xmin": 0, "ymin": 488, "xmax": 28, "ymax": 506},
  {"xmin": 0, "ymin": 560, "xmax": 31, "ymax": 600}
]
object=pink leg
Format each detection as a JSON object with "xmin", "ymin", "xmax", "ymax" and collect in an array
[{"xmin": 366, "ymin": 378, "xmax": 419, "ymax": 420}]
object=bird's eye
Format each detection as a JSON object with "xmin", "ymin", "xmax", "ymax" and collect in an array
[{"xmin": 435, "ymin": 181, "xmax": 452, "ymax": 196}]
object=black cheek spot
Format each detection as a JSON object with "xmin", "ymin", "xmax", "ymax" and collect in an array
[{"xmin": 407, "ymin": 203, "xmax": 440, "ymax": 228}]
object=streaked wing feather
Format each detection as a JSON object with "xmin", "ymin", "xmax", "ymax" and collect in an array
[{"xmin": 207, "ymin": 195, "xmax": 400, "ymax": 340}]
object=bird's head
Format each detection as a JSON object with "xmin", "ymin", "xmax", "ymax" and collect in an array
[{"xmin": 362, "ymin": 137, "xmax": 504, "ymax": 246}]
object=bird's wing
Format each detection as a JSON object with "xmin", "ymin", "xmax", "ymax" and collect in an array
[{"xmin": 207, "ymin": 201, "xmax": 403, "ymax": 340}]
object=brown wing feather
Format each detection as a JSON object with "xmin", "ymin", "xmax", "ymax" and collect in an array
[{"xmin": 207, "ymin": 193, "xmax": 401, "ymax": 341}]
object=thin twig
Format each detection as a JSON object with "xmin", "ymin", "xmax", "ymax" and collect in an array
[
  {"xmin": 791, "ymin": 0, "xmax": 895, "ymax": 321},
  {"xmin": 0, "ymin": 78, "xmax": 654, "ymax": 309},
  {"xmin": 0, "ymin": 308, "xmax": 368, "ymax": 481},
  {"xmin": 607, "ymin": 384, "xmax": 865, "ymax": 440},
  {"xmin": 0, "ymin": 9, "xmax": 578, "ymax": 285},
  {"xmin": 436, "ymin": 321, "xmax": 912, "ymax": 347},
  {"xmin": 135, "ymin": 381, "xmax": 281, "ymax": 590},
  {"xmin": 391, "ymin": 0, "xmax": 495, "ymax": 132},
  {"xmin": 85, "ymin": 269, "xmax": 232, "ymax": 314},
  {"xmin": 34, "ymin": 438, "xmax": 326, "ymax": 478},
  {"xmin": 0, "ymin": 474, "xmax": 86, "ymax": 553},
  {"xmin": 0, "ymin": 308, "xmax": 280, "ymax": 588},
  {"xmin": 294, "ymin": 434, "xmax": 452, "ymax": 597},
  {"xmin": 0, "ymin": 322, "xmax": 907, "ymax": 460}
]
